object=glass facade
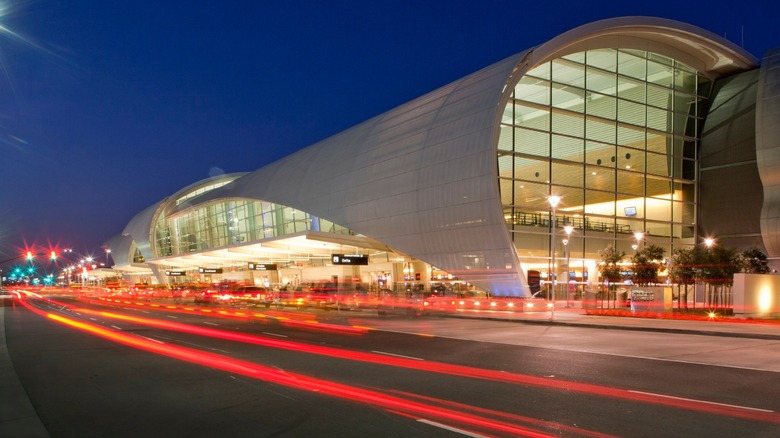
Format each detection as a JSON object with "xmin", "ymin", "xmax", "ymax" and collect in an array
[
  {"xmin": 154, "ymin": 198, "xmax": 353, "ymax": 258},
  {"xmin": 498, "ymin": 49, "xmax": 712, "ymax": 271}
]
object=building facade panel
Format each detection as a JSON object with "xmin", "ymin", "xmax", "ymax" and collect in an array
[{"xmin": 757, "ymin": 48, "xmax": 780, "ymax": 259}]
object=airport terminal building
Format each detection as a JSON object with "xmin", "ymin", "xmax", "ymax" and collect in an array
[{"xmin": 102, "ymin": 17, "xmax": 779, "ymax": 296}]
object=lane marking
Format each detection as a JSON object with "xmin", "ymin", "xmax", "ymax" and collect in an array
[
  {"xmin": 137, "ymin": 335, "xmax": 165, "ymax": 345},
  {"xmin": 167, "ymin": 315, "xmax": 178, "ymax": 319},
  {"xmin": 110, "ymin": 325, "xmax": 122, "ymax": 330},
  {"xmin": 417, "ymin": 419, "xmax": 487, "ymax": 437},
  {"xmin": 203, "ymin": 322, "xmax": 219, "ymax": 326},
  {"xmin": 262, "ymin": 332, "xmax": 288, "ymax": 338},
  {"xmin": 372, "ymin": 351, "xmax": 424, "ymax": 361},
  {"xmin": 628, "ymin": 390, "xmax": 774, "ymax": 413}
]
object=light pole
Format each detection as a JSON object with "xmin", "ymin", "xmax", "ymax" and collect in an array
[
  {"xmin": 563, "ymin": 223, "xmax": 573, "ymax": 308},
  {"xmin": 548, "ymin": 195, "xmax": 561, "ymax": 320},
  {"xmin": 105, "ymin": 248, "xmax": 112, "ymax": 267},
  {"xmin": 634, "ymin": 231, "xmax": 644, "ymax": 249}
]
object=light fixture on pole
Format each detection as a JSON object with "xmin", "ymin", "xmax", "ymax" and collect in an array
[
  {"xmin": 563, "ymin": 223, "xmax": 573, "ymax": 308},
  {"xmin": 704, "ymin": 238, "xmax": 715, "ymax": 249},
  {"xmin": 547, "ymin": 195, "xmax": 561, "ymax": 320},
  {"xmin": 634, "ymin": 231, "xmax": 644, "ymax": 249}
]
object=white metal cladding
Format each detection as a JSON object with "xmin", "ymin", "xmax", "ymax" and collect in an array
[
  {"xmin": 195, "ymin": 52, "xmax": 531, "ymax": 295},
  {"xmin": 757, "ymin": 48, "xmax": 780, "ymax": 257},
  {"xmin": 102, "ymin": 234, "xmax": 134, "ymax": 266},
  {"xmin": 120, "ymin": 203, "xmax": 161, "ymax": 262}
]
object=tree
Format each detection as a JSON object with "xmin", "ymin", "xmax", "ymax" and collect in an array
[
  {"xmin": 667, "ymin": 247, "xmax": 703, "ymax": 310},
  {"xmin": 598, "ymin": 245, "xmax": 625, "ymax": 309},
  {"xmin": 739, "ymin": 247, "xmax": 769, "ymax": 274},
  {"xmin": 700, "ymin": 246, "xmax": 740, "ymax": 311},
  {"xmin": 631, "ymin": 244, "xmax": 666, "ymax": 286}
]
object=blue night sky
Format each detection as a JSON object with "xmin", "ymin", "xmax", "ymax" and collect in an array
[{"xmin": 0, "ymin": 0, "xmax": 776, "ymax": 261}]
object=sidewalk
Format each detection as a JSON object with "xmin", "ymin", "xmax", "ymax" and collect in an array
[
  {"xmin": 445, "ymin": 301, "xmax": 780, "ymax": 340},
  {"xmin": 0, "ymin": 304, "xmax": 50, "ymax": 437}
]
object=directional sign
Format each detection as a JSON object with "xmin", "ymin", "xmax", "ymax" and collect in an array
[
  {"xmin": 198, "ymin": 267, "xmax": 223, "ymax": 274},
  {"xmin": 331, "ymin": 254, "xmax": 368, "ymax": 266},
  {"xmin": 248, "ymin": 263, "xmax": 277, "ymax": 271},
  {"xmin": 165, "ymin": 270, "xmax": 186, "ymax": 276}
]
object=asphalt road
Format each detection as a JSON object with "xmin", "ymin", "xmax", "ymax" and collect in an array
[{"xmin": 4, "ymin": 295, "xmax": 780, "ymax": 437}]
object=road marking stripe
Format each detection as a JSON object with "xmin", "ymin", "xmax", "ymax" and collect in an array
[
  {"xmin": 628, "ymin": 390, "xmax": 774, "ymax": 412},
  {"xmin": 372, "ymin": 351, "xmax": 424, "ymax": 361},
  {"xmin": 203, "ymin": 322, "xmax": 219, "ymax": 326},
  {"xmin": 110, "ymin": 325, "xmax": 122, "ymax": 330},
  {"xmin": 262, "ymin": 332, "xmax": 288, "ymax": 338},
  {"xmin": 417, "ymin": 419, "xmax": 487, "ymax": 437}
]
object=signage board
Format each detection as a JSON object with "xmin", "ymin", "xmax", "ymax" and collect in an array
[
  {"xmin": 248, "ymin": 263, "xmax": 277, "ymax": 271},
  {"xmin": 198, "ymin": 267, "xmax": 223, "ymax": 274},
  {"xmin": 165, "ymin": 270, "xmax": 186, "ymax": 276},
  {"xmin": 331, "ymin": 254, "xmax": 369, "ymax": 266}
]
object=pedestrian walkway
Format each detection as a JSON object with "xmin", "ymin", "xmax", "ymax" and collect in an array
[
  {"xmin": 0, "ymin": 304, "xmax": 50, "ymax": 438},
  {"xmin": 448, "ymin": 301, "xmax": 780, "ymax": 340}
]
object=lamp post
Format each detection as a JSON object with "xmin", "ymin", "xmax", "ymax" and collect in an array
[
  {"xmin": 563, "ymin": 223, "xmax": 573, "ymax": 308},
  {"xmin": 634, "ymin": 231, "xmax": 644, "ymax": 249},
  {"xmin": 547, "ymin": 195, "xmax": 561, "ymax": 320}
]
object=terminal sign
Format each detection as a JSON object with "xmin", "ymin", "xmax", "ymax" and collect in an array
[
  {"xmin": 331, "ymin": 254, "xmax": 368, "ymax": 265},
  {"xmin": 198, "ymin": 267, "xmax": 223, "ymax": 274},
  {"xmin": 248, "ymin": 263, "xmax": 277, "ymax": 271},
  {"xmin": 165, "ymin": 270, "xmax": 186, "ymax": 276}
]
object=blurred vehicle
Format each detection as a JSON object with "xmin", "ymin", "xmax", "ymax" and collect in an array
[
  {"xmin": 0, "ymin": 289, "xmax": 16, "ymax": 306},
  {"xmin": 331, "ymin": 287, "xmax": 375, "ymax": 311},
  {"xmin": 233, "ymin": 285, "xmax": 273, "ymax": 307},
  {"xmin": 308, "ymin": 282, "xmax": 339, "ymax": 310},
  {"xmin": 276, "ymin": 285, "xmax": 312, "ymax": 308},
  {"xmin": 170, "ymin": 286, "xmax": 190, "ymax": 303},
  {"xmin": 376, "ymin": 289, "xmax": 430, "ymax": 317},
  {"xmin": 194, "ymin": 284, "xmax": 232, "ymax": 305}
]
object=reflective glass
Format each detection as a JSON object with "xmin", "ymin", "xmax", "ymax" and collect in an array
[
  {"xmin": 515, "ymin": 127, "xmax": 550, "ymax": 156},
  {"xmin": 552, "ymin": 134, "xmax": 584, "ymax": 161},
  {"xmin": 552, "ymin": 162, "xmax": 584, "ymax": 187},
  {"xmin": 501, "ymin": 48, "xmax": 709, "ymax": 265}
]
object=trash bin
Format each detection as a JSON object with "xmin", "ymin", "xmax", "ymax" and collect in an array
[{"xmin": 583, "ymin": 287, "xmax": 597, "ymax": 309}]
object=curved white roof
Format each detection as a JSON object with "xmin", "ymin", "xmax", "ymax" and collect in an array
[{"xmin": 119, "ymin": 17, "xmax": 759, "ymax": 295}]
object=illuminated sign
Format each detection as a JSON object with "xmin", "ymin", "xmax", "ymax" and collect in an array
[
  {"xmin": 198, "ymin": 267, "xmax": 223, "ymax": 274},
  {"xmin": 248, "ymin": 263, "xmax": 277, "ymax": 271},
  {"xmin": 165, "ymin": 270, "xmax": 186, "ymax": 276},
  {"xmin": 331, "ymin": 254, "xmax": 368, "ymax": 265}
]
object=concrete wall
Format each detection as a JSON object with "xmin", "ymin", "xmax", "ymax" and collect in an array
[{"xmin": 733, "ymin": 273, "xmax": 780, "ymax": 317}]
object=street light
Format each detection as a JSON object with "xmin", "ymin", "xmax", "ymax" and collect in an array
[
  {"xmin": 704, "ymin": 238, "xmax": 715, "ymax": 249},
  {"xmin": 548, "ymin": 195, "xmax": 561, "ymax": 320},
  {"xmin": 634, "ymin": 231, "xmax": 644, "ymax": 249},
  {"xmin": 563, "ymin": 223, "xmax": 574, "ymax": 308}
]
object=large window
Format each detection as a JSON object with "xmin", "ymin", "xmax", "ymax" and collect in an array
[
  {"xmin": 499, "ymin": 48, "xmax": 711, "ymax": 264},
  {"xmin": 153, "ymin": 199, "xmax": 353, "ymax": 258}
]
